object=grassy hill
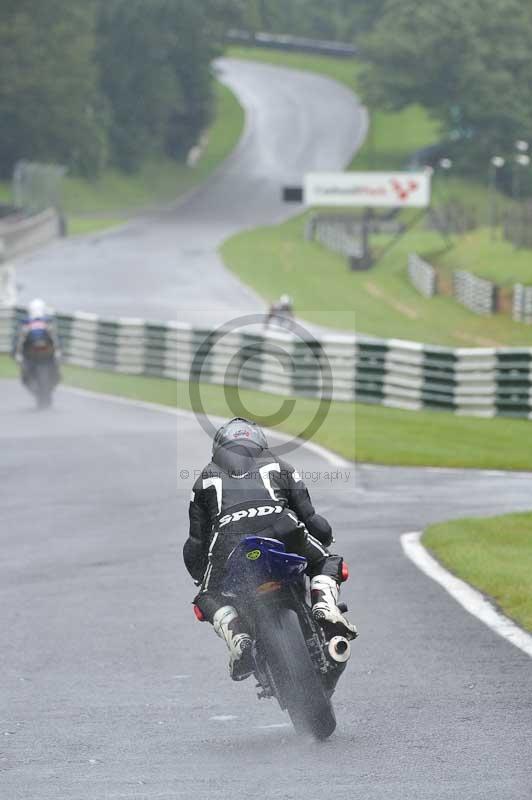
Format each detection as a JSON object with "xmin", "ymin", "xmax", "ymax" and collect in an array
[
  {"xmin": 222, "ymin": 47, "xmax": 532, "ymax": 347},
  {"xmin": 222, "ymin": 213, "xmax": 532, "ymax": 347}
]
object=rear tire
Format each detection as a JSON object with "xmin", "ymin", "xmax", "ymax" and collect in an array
[
  {"xmin": 256, "ymin": 605, "xmax": 336, "ymax": 740},
  {"xmin": 34, "ymin": 363, "xmax": 53, "ymax": 409}
]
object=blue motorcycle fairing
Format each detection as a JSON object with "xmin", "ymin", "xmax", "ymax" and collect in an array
[{"xmin": 222, "ymin": 535, "xmax": 307, "ymax": 597}]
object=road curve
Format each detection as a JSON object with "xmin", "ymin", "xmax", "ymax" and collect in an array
[
  {"xmin": 2, "ymin": 381, "xmax": 531, "ymax": 800},
  {"xmin": 16, "ymin": 59, "xmax": 367, "ymax": 325}
]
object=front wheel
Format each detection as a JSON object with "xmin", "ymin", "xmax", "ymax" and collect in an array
[{"xmin": 256, "ymin": 605, "xmax": 336, "ymax": 740}]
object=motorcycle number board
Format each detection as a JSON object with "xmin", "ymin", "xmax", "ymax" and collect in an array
[{"xmin": 304, "ymin": 171, "xmax": 432, "ymax": 208}]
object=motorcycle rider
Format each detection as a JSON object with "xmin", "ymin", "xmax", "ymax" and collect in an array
[
  {"xmin": 264, "ymin": 294, "xmax": 294, "ymax": 330},
  {"xmin": 13, "ymin": 298, "xmax": 61, "ymax": 390},
  {"xmin": 183, "ymin": 417, "xmax": 357, "ymax": 681}
]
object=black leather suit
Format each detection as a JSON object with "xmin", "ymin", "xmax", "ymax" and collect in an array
[{"xmin": 183, "ymin": 441, "xmax": 343, "ymax": 622}]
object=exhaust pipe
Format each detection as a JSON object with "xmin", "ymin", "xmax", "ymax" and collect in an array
[{"xmin": 328, "ymin": 635, "xmax": 351, "ymax": 664}]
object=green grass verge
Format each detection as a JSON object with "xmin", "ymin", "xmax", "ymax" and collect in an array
[
  {"xmin": 0, "ymin": 184, "xmax": 11, "ymax": 204},
  {"xmin": 2, "ymin": 355, "xmax": 532, "ymax": 470},
  {"xmin": 352, "ymin": 104, "xmax": 438, "ymax": 172},
  {"xmin": 221, "ymin": 212, "xmax": 532, "ymax": 346},
  {"xmin": 62, "ymin": 82, "xmax": 244, "ymax": 216},
  {"xmin": 424, "ymin": 513, "xmax": 532, "ymax": 633},
  {"xmin": 0, "ymin": 80, "xmax": 244, "ymax": 226},
  {"xmin": 0, "ymin": 356, "xmax": 17, "ymax": 379},
  {"xmin": 67, "ymin": 217, "xmax": 125, "ymax": 237}
]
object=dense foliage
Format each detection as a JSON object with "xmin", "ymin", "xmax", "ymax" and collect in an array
[
  {"xmin": 0, "ymin": 1, "xmax": 106, "ymax": 177},
  {"xmin": 240, "ymin": 0, "xmax": 385, "ymax": 41},
  {"xmin": 359, "ymin": 0, "xmax": 532, "ymax": 173},
  {"xmin": 2, "ymin": 0, "xmax": 531, "ymax": 184},
  {"xmin": 0, "ymin": 0, "xmax": 235, "ymax": 178},
  {"xmin": 241, "ymin": 0, "xmax": 532, "ymax": 177}
]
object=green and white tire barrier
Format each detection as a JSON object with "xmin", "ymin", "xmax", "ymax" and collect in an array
[{"xmin": 1, "ymin": 306, "xmax": 532, "ymax": 420}]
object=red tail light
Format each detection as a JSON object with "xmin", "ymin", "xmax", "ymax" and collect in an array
[
  {"xmin": 193, "ymin": 604, "xmax": 205, "ymax": 621},
  {"xmin": 341, "ymin": 562, "xmax": 349, "ymax": 582}
]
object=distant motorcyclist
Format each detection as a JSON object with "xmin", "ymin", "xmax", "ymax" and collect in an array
[
  {"xmin": 264, "ymin": 294, "xmax": 294, "ymax": 330},
  {"xmin": 183, "ymin": 417, "xmax": 357, "ymax": 681},
  {"xmin": 13, "ymin": 298, "xmax": 61, "ymax": 400}
]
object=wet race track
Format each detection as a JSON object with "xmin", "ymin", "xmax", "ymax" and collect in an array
[
  {"xmin": 2, "ymin": 60, "xmax": 532, "ymax": 799},
  {"xmin": 15, "ymin": 58, "xmax": 367, "ymax": 325}
]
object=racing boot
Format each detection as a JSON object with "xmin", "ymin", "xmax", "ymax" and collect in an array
[
  {"xmin": 310, "ymin": 575, "xmax": 358, "ymax": 640},
  {"xmin": 213, "ymin": 606, "xmax": 254, "ymax": 681}
]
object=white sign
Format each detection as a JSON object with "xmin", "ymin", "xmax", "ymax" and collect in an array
[{"xmin": 304, "ymin": 171, "xmax": 432, "ymax": 208}]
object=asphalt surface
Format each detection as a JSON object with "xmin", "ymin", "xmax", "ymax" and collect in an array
[
  {"xmin": 1, "ymin": 381, "xmax": 532, "ymax": 800},
  {"xmin": 15, "ymin": 58, "xmax": 367, "ymax": 325},
  {"xmin": 3, "ymin": 57, "xmax": 531, "ymax": 799}
]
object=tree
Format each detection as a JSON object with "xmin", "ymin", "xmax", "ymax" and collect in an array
[
  {"xmin": 0, "ymin": 0, "xmax": 238, "ymax": 178},
  {"xmin": 98, "ymin": 0, "xmax": 233, "ymax": 172},
  {"xmin": 237, "ymin": 0, "xmax": 387, "ymax": 41},
  {"xmin": 360, "ymin": 0, "xmax": 532, "ymax": 172},
  {"xmin": 97, "ymin": 0, "xmax": 183, "ymax": 171},
  {"xmin": 0, "ymin": 0, "xmax": 107, "ymax": 178}
]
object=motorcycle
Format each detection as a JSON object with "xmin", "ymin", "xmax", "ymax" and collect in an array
[
  {"xmin": 21, "ymin": 338, "xmax": 60, "ymax": 410},
  {"xmin": 197, "ymin": 535, "xmax": 352, "ymax": 740}
]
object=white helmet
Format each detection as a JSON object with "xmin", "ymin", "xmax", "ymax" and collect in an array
[
  {"xmin": 28, "ymin": 298, "xmax": 47, "ymax": 319},
  {"xmin": 280, "ymin": 294, "xmax": 292, "ymax": 307}
]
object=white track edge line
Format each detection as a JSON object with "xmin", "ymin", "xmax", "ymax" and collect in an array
[
  {"xmin": 401, "ymin": 531, "xmax": 532, "ymax": 658},
  {"xmin": 60, "ymin": 386, "xmax": 350, "ymax": 468}
]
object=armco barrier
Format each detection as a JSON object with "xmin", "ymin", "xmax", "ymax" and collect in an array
[
  {"xmin": 453, "ymin": 270, "xmax": 498, "ymax": 315},
  {"xmin": 0, "ymin": 208, "xmax": 60, "ymax": 260},
  {"xmin": 226, "ymin": 29, "xmax": 357, "ymax": 58},
  {"xmin": 408, "ymin": 253, "xmax": 438, "ymax": 298},
  {"xmin": 513, "ymin": 284, "xmax": 532, "ymax": 324},
  {"xmin": 2, "ymin": 306, "xmax": 532, "ymax": 420}
]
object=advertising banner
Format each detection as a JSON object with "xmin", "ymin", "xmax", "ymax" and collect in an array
[{"xmin": 304, "ymin": 171, "xmax": 432, "ymax": 208}]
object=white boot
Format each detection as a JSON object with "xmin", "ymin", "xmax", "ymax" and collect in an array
[
  {"xmin": 311, "ymin": 575, "xmax": 358, "ymax": 640},
  {"xmin": 213, "ymin": 606, "xmax": 253, "ymax": 681}
]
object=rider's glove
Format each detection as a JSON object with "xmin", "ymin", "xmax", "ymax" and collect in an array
[{"xmin": 306, "ymin": 513, "xmax": 333, "ymax": 548}]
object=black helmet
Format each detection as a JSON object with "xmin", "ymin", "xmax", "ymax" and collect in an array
[{"xmin": 212, "ymin": 417, "xmax": 268, "ymax": 456}]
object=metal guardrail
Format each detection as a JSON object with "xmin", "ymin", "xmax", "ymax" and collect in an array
[
  {"xmin": 13, "ymin": 161, "xmax": 67, "ymax": 215},
  {"xmin": 227, "ymin": 30, "xmax": 357, "ymax": 58},
  {"xmin": 453, "ymin": 270, "xmax": 498, "ymax": 315},
  {"xmin": 513, "ymin": 284, "xmax": 532, "ymax": 324},
  {"xmin": 0, "ymin": 208, "xmax": 60, "ymax": 260},
  {"xmin": 408, "ymin": 253, "xmax": 438, "ymax": 298},
  {"xmin": 2, "ymin": 307, "xmax": 531, "ymax": 420}
]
